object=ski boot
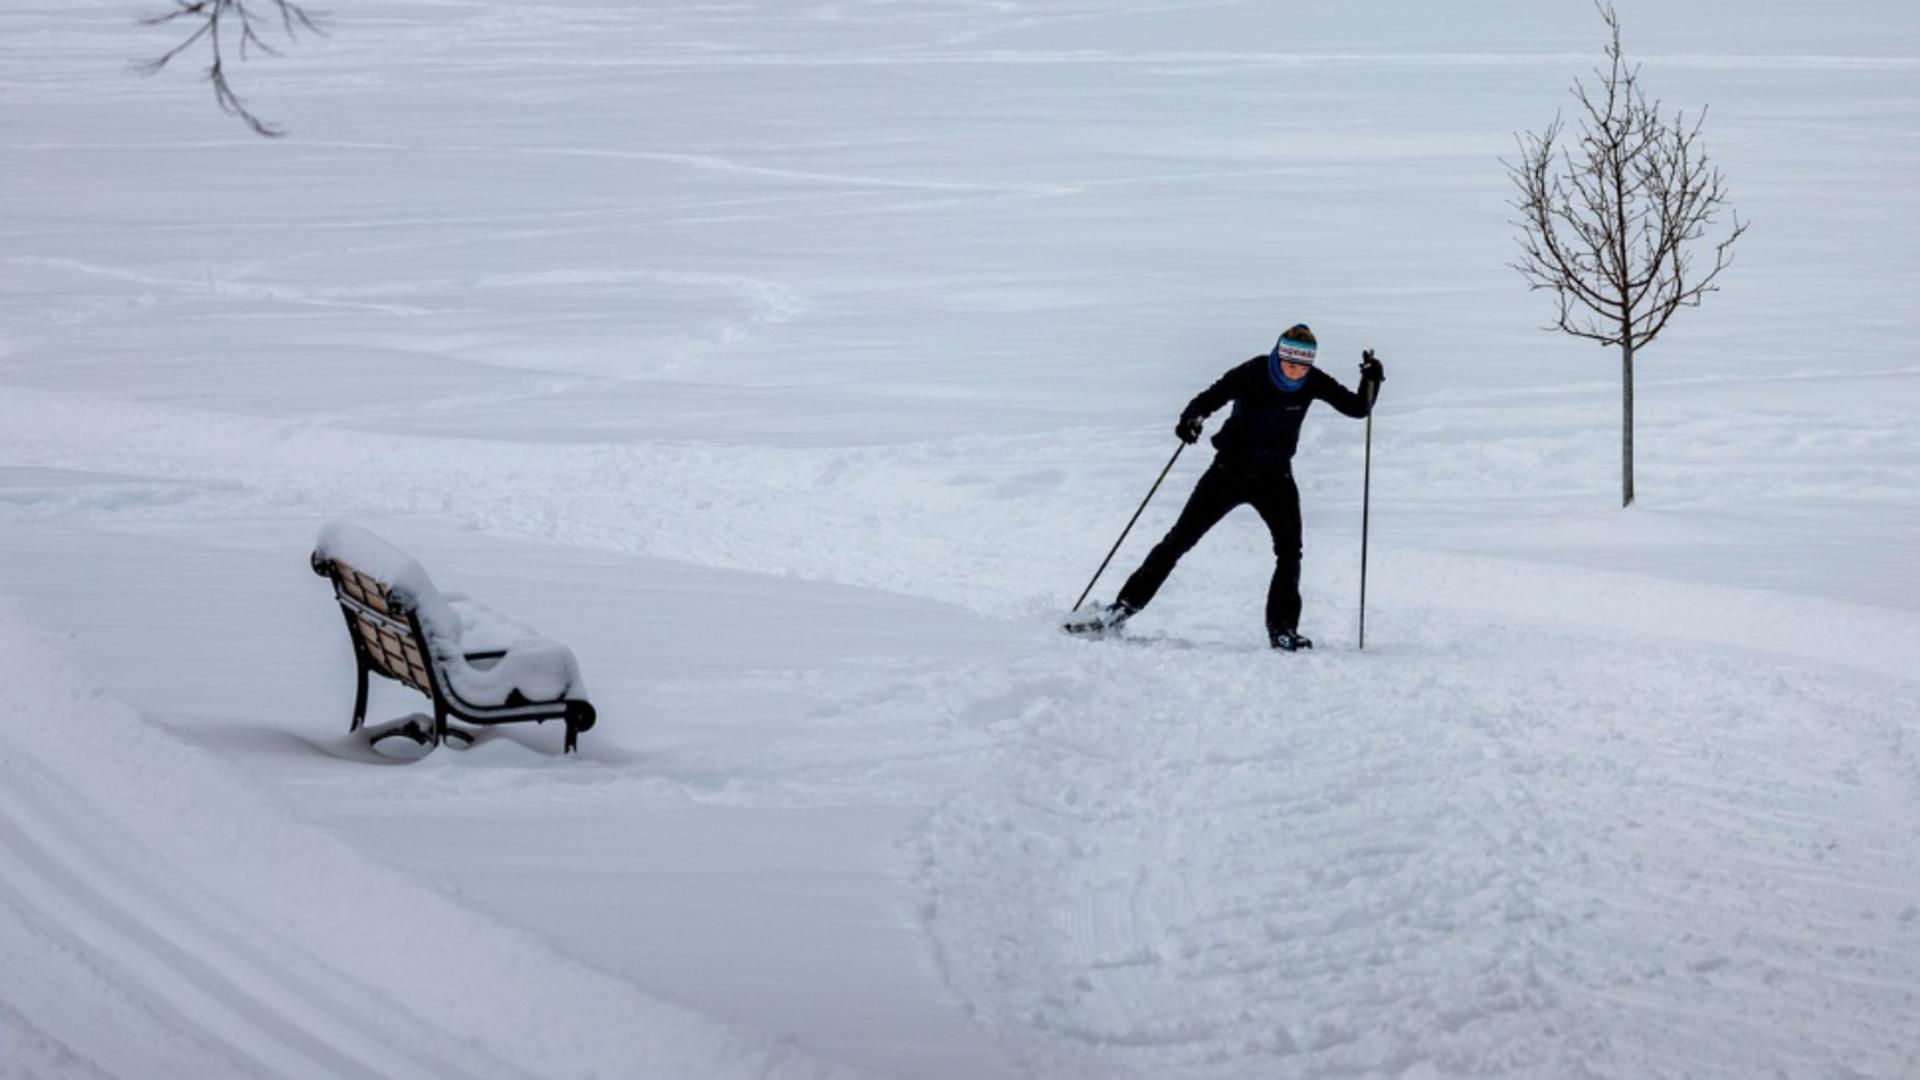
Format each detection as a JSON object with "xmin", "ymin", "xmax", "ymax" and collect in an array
[
  {"xmin": 1269, "ymin": 628, "xmax": 1314, "ymax": 652},
  {"xmin": 1064, "ymin": 601, "xmax": 1135, "ymax": 638}
]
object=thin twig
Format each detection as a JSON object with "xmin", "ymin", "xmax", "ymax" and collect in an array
[{"xmin": 135, "ymin": 0, "xmax": 326, "ymax": 137}]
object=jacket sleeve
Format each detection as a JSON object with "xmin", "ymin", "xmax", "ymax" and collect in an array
[
  {"xmin": 1315, "ymin": 368, "xmax": 1379, "ymax": 419},
  {"xmin": 1181, "ymin": 359, "xmax": 1253, "ymax": 420}
]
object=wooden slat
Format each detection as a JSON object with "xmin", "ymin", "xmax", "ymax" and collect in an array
[{"xmin": 339, "ymin": 565, "xmax": 392, "ymax": 615}]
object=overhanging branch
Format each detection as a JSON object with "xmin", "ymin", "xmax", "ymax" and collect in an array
[{"xmin": 135, "ymin": 0, "xmax": 326, "ymax": 137}]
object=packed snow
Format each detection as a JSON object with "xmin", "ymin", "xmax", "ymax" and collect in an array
[{"xmin": 2, "ymin": 1, "xmax": 1917, "ymax": 1078}]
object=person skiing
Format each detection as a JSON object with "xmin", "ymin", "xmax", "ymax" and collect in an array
[{"xmin": 1066, "ymin": 324, "xmax": 1384, "ymax": 650}]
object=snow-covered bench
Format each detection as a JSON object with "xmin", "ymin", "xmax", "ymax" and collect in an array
[{"xmin": 310, "ymin": 521, "xmax": 597, "ymax": 754}]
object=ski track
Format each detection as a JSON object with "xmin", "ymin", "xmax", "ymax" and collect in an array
[
  {"xmin": 912, "ymin": 622, "xmax": 1920, "ymax": 1079},
  {"xmin": 0, "ymin": 763, "xmax": 510, "ymax": 1080},
  {"xmin": 0, "ymin": 606, "xmax": 877, "ymax": 1080}
]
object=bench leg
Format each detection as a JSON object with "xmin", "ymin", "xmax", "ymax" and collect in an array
[
  {"xmin": 442, "ymin": 726, "xmax": 475, "ymax": 748},
  {"xmin": 562, "ymin": 702, "xmax": 592, "ymax": 755},
  {"xmin": 369, "ymin": 718, "xmax": 433, "ymax": 749},
  {"xmin": 350, "ymin": 658, "xmax": 370, "ymax": 733}
]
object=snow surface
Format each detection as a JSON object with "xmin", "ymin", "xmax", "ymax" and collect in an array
[{"xmin": 3, "ymin": 1, "xmax": 1919, "ymax": 1077}]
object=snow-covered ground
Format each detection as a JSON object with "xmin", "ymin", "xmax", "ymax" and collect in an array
[{"xmin": 3, "ymin": 1, "xmax": 1918, "ymax": 1077}]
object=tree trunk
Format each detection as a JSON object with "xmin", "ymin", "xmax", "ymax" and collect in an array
[{"xmin": 1621, "ymin": 338, "xmax": 1635, "ymax": 508}]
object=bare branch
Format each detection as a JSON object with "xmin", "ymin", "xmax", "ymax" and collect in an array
[
  {"xmin": 135, "ymin": 0, "xmax": 326, "ymax": 137},
  {"xmin": 1510, "ymin": 3, "xmax": 1744, "ymax": 354}
]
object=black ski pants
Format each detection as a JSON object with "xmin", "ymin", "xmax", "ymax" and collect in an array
[{"xmin": 1116, "ymin": 457, "xmax": 1304, "ymax": 634}]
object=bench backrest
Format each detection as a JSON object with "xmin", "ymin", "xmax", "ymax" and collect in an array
[{"xmin": 324, "ymin": 560, "xmax": 435, "ymax": 696}]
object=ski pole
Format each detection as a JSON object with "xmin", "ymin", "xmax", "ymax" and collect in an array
[
  {"xmin": 1072, "ymin": 441, "xmax": 1185, "ymax": 613},
  {"xmin": 1359, "ymin": 349, "xmax": 1377, "ymax": 650}
]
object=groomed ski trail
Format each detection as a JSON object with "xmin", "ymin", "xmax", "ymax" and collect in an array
[
  {"xmin": 913, "ymin": 612, "xmax": 1920, "ymax": 1079},
  {"xmin": 0, "ymin": 606, "xmax": 868, "ymax": 1080}
]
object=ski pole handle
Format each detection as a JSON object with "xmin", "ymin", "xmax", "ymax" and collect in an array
[{"xmin": 1072, "ymin": 441, "xmax": 1185, "ymax": 613}]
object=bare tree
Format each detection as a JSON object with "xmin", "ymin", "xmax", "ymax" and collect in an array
[
  {"xmin": 136, "ymin": 0, "xmax": 324, "ymax": 137},
  {"xmin": 1507, "ymin": 3, "xmax": 1747, "ymax": 508}
]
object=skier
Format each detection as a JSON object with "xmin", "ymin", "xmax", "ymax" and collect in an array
[{"xmin": 1066, "ymin": 324, "xmax": 1384, "ymax": 650}]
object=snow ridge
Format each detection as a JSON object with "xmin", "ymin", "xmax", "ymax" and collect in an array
[{"xmin": 0, "ymin": 605, "xmax": 866, "ymax": 1080}]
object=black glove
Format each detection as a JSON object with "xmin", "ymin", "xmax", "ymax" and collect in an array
[
  {"xmin": 1359, "ymin": 349, "xmax": 1385, "ymax": 384},
  {"xmin": 1175, "ymin": 414, "xmax": 1203, "ymax": 444}
]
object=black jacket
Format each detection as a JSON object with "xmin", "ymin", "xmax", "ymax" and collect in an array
[{"xmin": 1182, "ymin": 358, "xmax": 1378, "ymax": 465}]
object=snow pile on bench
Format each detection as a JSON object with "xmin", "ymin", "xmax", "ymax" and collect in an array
[{"xmin": 314, "ymin": 520, "xmax": 588, "ymax": 709}]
